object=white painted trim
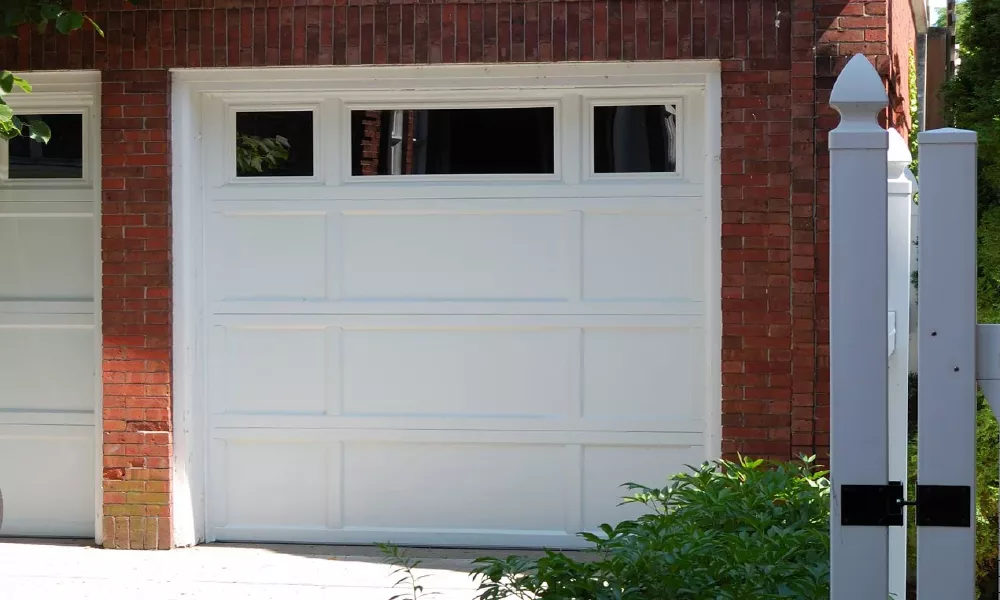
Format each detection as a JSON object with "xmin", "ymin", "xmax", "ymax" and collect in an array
[
  {"xmin": 172, "ymin": 61, "xmax": 720, "ymax": 88},
  {"xmin": 172, "ymin": 60, "xmax": 723, "ymax": 547},
  {"xmin": 171, "ymin": 80, "xmax": 207, "ymax": 548},
  {"xmin": 704, "ymin": 71, "xmax": 723, "ymax": 460}
]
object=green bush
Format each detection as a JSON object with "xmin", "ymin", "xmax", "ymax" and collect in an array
[
  {"xmin": 470, "ymin": 457, "xmax": 830, "ymax": 600},
  {"xmin": 905, "ymin": 375, "xmax": 999, "ymax": 599}
]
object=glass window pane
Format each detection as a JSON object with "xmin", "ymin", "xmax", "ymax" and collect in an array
[
  {"xmin": 236, "ymin": 111, "xmax": 314, "ymax": 177},
  {"xmin": 593, "ymin": 104, "xmax": 677, "ymax": 174},
  {"xmin": 350, "ymin": 107, "xmax": 555, "ymax": 176},
  {"xmin": 8, "ymin": 113, "xmax": 84, "ymax": 179}
]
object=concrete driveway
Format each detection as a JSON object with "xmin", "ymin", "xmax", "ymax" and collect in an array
[{"xmin": 0, "ymin": 538, "xmax": 498, "ymax": 599}]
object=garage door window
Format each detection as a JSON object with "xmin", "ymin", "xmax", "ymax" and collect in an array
[
  {"xmin": 350, "ymin": 107, "xmax": 555, "ymax": 176},
  {"xmin": 5, "ymin": 113, "xmax": 84, "ymax": 180},
  {"xmin": 235, "ymin": 110, "xmax": 314, "ymax": 178},
  {"xmin": 593, "ymin": 104, "xmax": 678, "ymax": 174}
]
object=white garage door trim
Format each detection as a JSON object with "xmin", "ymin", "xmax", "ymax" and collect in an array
[
  {"xmin": 171, "ymin": 61, "xmax": 722, "ymax": 548},
  {"xmin": 0, "ymin": 71, "xmax": 102, "ymax": 542}
]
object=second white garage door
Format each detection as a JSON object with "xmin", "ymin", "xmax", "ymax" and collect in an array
[{"xmin": 177, "ymin": 62, "xmax": 721, "ymax": 547}]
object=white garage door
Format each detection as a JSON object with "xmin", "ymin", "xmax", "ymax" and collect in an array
[
  {"xmin": 0, "ymin": 73, "xmax": 99, "ymax": 538},
  {"xmin": 180, "ymin": 63, "xmax": 720, "ymax": 547}
]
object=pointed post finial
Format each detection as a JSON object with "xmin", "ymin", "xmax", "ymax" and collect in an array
[
  {"xmin": 887, "ymin": 128, "xmax": 912, "ymax": 180},
  {"xmin": 830, "ymin": 55, "xmax": 889, "ymax": 143}
]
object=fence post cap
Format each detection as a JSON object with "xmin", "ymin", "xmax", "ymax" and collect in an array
[
  {"xmin": 887, "ymin": 128, "xmax": 912, "ymax": 179},
  {"xmin": 830, "ymin": 54, "xmax": 888, "ymax": 109},
  {"xmin": 904, "ymin": 168, "xmax": 919, "ymax": 194},
  {"xmin": 918, "ymin": 127, "xmax": 978, "ymax": 145}
]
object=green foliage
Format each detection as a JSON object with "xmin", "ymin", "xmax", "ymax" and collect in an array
[
  {"xmin": 944, "ymin": 0, "xmax": 1000, "ymax": 217},
  {"xmin": 471, "ymin": 457, "xmax": 831, "ymax": 600},
  {"xmin": 974, "ymin": 391, "xmax": 999, "ymax": 596},
  {"xmin": 236, "ymin": 133, "xmax": 291, "ymax": 175},
  {"xmin": 377, "ymin": 542, "xmax": 439, "ymax": 600},
  {"xmin": 908, "ymin": 48, "xmax": 920, "ymax": 174},
  {"xmin": 0, "ymin": 1, "xmax": 128, "ymax": 140},
  {"xmin": 905, "ymin": 374, "xmax": 1000, "ymax": 598},
  {"xmin": 979, "ymin": 206, "xmax": 1000, "ymax": 322},
  {"xmin": 934, "ymin": 2, "xmax": 970, "ymax": 28}
]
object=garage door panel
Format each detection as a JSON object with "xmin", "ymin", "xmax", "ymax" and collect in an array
[
  {"xmin": 342, "ymin": 442, "xmax": 571, "ymax": 532},
  {"xmin": 208, "ymin": 439, "xmax": 711, "ymax": 542},
  {"xmin": 0, "ymin": 426, "xmax": 95, "ymax": 537},
  {"xmin": 341, "ymin": 213, "xmax": 574, "ymax": 301},
  {"xmin": 583, "ymin": 327, "xmax": 705, "ymax": 421},
  {"xmin": 0, "ymin": 215, "xmax": 94, "ymax": 301},
  {"xmin": 0, "ymin": 326, "xmax": 95, "ymax": 412},
  {"xmin": 211, "ymin": 213, "xmax": 327, "ymax": 301},
  {"xmin": 213, "ymin": 326, "xmax": 331, "ymax": 415},
  {"xmin": 583, "ymin": 212, "xmax": 704, "ymax": 302},
  {"xmin": 209, "ymin": 319, "xmax": 705, "ymax": 427},
  {"xmin": 582, "ymin": 444, "xmax": 707, "ymax": 528},
  {"xmin": 341, "ymin": 328, "xmax": 578, "ymax": 417},
  {"xmin": 218, "ymin": 440, "xmax": 330, "ymax": 529}
]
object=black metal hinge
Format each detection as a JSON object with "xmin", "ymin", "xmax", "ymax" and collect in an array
[{"xmin": 840, "ymin": 481, "xmax": 971, "ymax": 528}]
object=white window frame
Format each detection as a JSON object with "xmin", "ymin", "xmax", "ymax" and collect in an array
[
  {"xmin": 340, "ymin": 98, "xmax": 564, "ymax": 184},
  {"xmin": 0, "ymin": 99, "xmax": 96, "ymax": 191},
  {"xmin": 584, "ymin": 98, "xmax": 685, "ymax": 180},
  {"xmin": 225, "ymin": 104, "xmax": 323, "ymax": 186}
]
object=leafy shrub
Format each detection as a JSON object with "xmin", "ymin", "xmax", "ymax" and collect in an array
[
  {"xmin": 378, "ymin": 542, "xmax": 439, "ymax": 600},
  {"xmin": 236, "ymin": 133, "xmax": 290, "ymax": 175},
  {"xmin": 471, "ymin": 456, "xmax": 830, "ymax": 600},
  {"xmin": 905, "ymin": 375, "xmax": 999, "ymax": 599},
  {"xmin": 974, "ymin": 391, "xmax": 999, "ymax": 599}
]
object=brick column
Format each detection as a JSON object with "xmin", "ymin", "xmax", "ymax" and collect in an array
[{"xmin": 100, "ymin": 68, "xmax": 172, "ymax": 550}]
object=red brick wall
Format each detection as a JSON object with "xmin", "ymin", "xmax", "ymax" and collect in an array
[
  {"xmin": 359, "ymin": 110, "xmax": 383, "ymax": 175},
  {"xmin": 1, "ymin": 0, "xmax": 913, "ymax": 548},
  {"xmin": 888, "ymin": 0, "xmax": 917, "ymax": 136}
]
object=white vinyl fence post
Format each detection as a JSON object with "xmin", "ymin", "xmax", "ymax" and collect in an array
[
  {"xmin": 886, "ymin": 129, "xmax": 914, "ymax": 600},
  {"xmin": 916, "ymin": 128, "xmax": 978, "ymax": 599},
  {"xmin": 828, "ymin": 54, "xmax": 891, "ymax": 600}
]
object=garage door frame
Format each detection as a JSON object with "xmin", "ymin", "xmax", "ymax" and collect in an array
[
  {"xmin": 171, "ymin": 61, "xmax": 722, "ymax": 547},
  {"xmin": 0, "ymin": 70, "xmax": 103, "ymax": 543}
]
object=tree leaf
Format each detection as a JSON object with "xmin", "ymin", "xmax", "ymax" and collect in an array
[
  {"xmin": 28, "ymin": 120, "xmax": 51, "ymax": 144},
  {"xmin": 41, "ymin": 4, "xmax": 62, "ymax": 20},
  {"xmin": 0, "ymin": 71, "xmax": 13, "ymax": 95},
  {"xmin": 12, "ymin": 76, "xmax": 31, "ymax": 94},
  {"xmin": 55, "ymin": 11, "xmax": 84, "ymax": 34},
  {"xmin": 0, "ymin": 104, "xmax": 13, "ymax": 120}
]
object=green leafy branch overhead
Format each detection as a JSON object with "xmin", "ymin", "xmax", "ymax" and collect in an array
[
  {"xmin": 236, "ymin": 134, "xmax": 291, "ymax": 175},
  {"xmin": 0, "ymin": 0, "xmax": 119, "ymax": 143}
]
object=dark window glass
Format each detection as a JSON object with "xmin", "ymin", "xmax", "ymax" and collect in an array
[
  {"xmin": 8, "ymin": 114, "xmax": 84, "ymax": 179},
  {"xmin": 593, "ymin": 104, "xmax": 677, "ymax": 174},
  {"xmin": 236, "ymin": 111, "xmax": 314, "ymax": 177},
  {"xmin": 350, "ymin": 107, "xmax": 555, "ymax": 176}
]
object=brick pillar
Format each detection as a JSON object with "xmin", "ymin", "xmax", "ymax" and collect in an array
[{"xmin": 100, "ymin": 69, "xmax": 173, "ymax": 550}]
